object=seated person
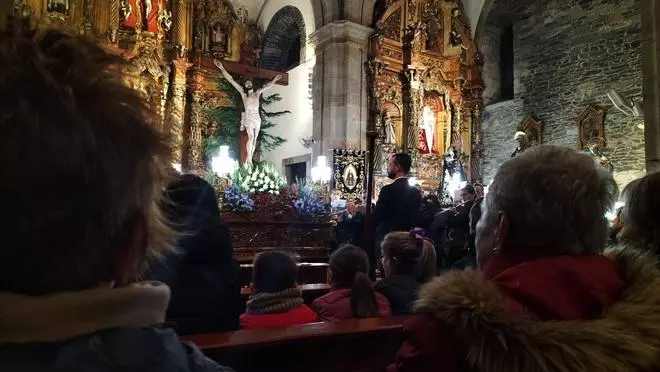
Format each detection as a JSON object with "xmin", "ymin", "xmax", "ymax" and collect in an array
[
  {"xmin": 335, "ymin": 201, "xmax": 365, "ymax": 248},
  {"xmin": 389, "ymin": 146, "xmax": 660, "ymax": 372},
  {"xmin": 376, "ymin": 231, "xmax": 432, "ymax": 315},
  {"xmin": 313, "ymin": 245, "xmax": 390, "ymax": 321},
  {"xmin": 149, "ymin": 174, "xmax": 241, "ymax": 335},
  {"xmin": 240, "ymin": 251, "xmax": 317, "ymax": 329},
  {"xmin": 0, "ymin": 21, "xmax": 228, "ymax": 371}
]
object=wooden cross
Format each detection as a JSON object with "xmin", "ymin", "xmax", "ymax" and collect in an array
[{"xmin": 196, "ymin": 56, "xmax": 289, "ymax": 86}]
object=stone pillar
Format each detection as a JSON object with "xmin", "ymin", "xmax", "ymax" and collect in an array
[
  {"xmin": 170, "ymin": 59, "xmax": 191, "ymax": 166},
  {"xmin": 309, "ymin": 21, "xmax": 373, "ymax": 157},
  {"xmin": 642, "ymin": 0, "xmax": 660, "ymax": 173},
  {"xmin": 186, "ymin": 70, "xmax": 205, "ymax": 172}
]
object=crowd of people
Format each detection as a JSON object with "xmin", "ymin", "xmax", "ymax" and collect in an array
[{"xmin": 4, "ymin": 19, "xmax": 660, "ymax": 372}]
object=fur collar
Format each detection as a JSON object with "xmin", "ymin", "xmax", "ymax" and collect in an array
[
  {"xmin": 415, "ymin": 248, "xmax": 660, "ymax": 372},
  {"xmin": 0, "ymin": 281, "xmax": 170, "ymax": 344}
]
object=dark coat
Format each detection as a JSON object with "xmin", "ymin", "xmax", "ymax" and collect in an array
[
  {"xmin": 335, "ymin": 211, "xmax": 365, "ymax": 248},
  {"xmin": 0, "ymin": 328, "xmax": 233, "ymax": 372},
  {"xmin": 374, "ymin": 178, "xmax": 422, "ymax": 248},
  {"xmin": 389, "ymin": 248, "xmax": 660, "ymax": 372},
  {"xmin": 375, "ymin": 275, "xmax": 420, "ymax": 316},
  {"xmin": 149, "ymin": 174, "xmax": 241, "ymax": 335},
  {"xmin": 0, "ymin": 282, "xmax": 232, "ymax": 372}
]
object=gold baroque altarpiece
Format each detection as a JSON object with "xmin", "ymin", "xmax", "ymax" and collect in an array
[
  {"xmin": 11, "ymin": 0, "xmax": 278, "ymax": 173},
  {"xmin": 366, "ymin": 0, "xmax": 484, "ymax": 194}
]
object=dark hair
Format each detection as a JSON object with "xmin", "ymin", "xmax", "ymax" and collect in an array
[
  {"xmin": 392, "ymin": 153, "xmax": 412, "ymax": 174},
  {"xmin": 462, "ymin": 185, "xmax": 476, "ymax": 195},
  {"xmin": 620, "ymin": 173, "xmax": 660, "ymax": 250},
  {"xmin": 0, "ymin": 19, "xmax": 173, "ymax": 295},
  {"xmin": 381, "ymin": 232, "xmax": 424, "ymax": 277},
  {"xmin": 252, "ymin": 251, "xmax": 298, "ymax": 293},
  {"xmin": 329, "ymin": 245, "xmax": 379, "ymax": 318}
]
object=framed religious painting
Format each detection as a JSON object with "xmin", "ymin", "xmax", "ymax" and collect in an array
[
  {"xmin": 577, "ymin": 106, "xmax": 605, "ymax": 149},
  {"xmin": 332, "ymin": 149, "xmax": 366, "ymax": 203},
  {"xmin": 518, "ymin": 116, "xmax": 542, "ymax": 147}
]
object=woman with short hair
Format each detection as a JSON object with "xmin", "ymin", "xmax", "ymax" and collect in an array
[{"xmin": 389, "ymin": 145, "xmax": 660, "ymax": 372}]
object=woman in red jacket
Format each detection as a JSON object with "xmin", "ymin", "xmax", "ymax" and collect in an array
[
  {"xmin": 240, "ymin": 251, "xmax": 318, "ymax": 329},
  {"xmin": 390, "ymin": 145, "xmax": 660, "ymax": 372},
  {"xmin": 313, "ymin": 245, "xmax": 390, "ymax": 321}
]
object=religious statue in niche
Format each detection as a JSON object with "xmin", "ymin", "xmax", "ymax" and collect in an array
[
  {"xmin": 210, "ymin": 23, "xmax": 228, "ymax": 54},
  {"xmin": 213, "ymin": 59, "xmax": 281, "ymax": 168},
  {"xmin": 122, "ymin": 0, "xmax": 169, "ymax": 33},
  {"xmin": 419, "ymin": 106, "xmax": 438, "ymax": 154},
  {"xmin": 333, "ymin": 149, "xmax": 366, "ymax": 202},
  {"xmin": 577, "ymin": 106, "xmax": 605, "ymax": 149},
  {"xmin": 381, "ymin": 112, "xmax": 397, "ymax": 145},
  {"xmin": 46, "ymin": 0, "xmax": 69, "ymax": 15},
  {"xmin": 450, "ymin": 8, "xmax": 468, "ymax": 49}
]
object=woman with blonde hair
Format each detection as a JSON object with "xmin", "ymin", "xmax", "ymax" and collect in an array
[{"xmin": 376, "ymin": 229, "xmax": 436, "ymax": 315}]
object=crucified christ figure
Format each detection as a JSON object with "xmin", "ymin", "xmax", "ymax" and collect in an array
[{"xmin": 213, "ymin": 59, "xmax": 281, "ymax": 168}]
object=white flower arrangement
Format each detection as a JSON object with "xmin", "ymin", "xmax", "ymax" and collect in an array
[{"xmin": 233, "ymin": 162, "xmax": 286, "ymax": 195}]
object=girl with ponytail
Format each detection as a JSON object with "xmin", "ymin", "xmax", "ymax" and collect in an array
[{"xmin": 312, "ymin": 245, "xmax": 391, "ymax": 321}]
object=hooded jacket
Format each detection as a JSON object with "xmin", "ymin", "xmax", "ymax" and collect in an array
[{"xmin": 389, "ymin": 248, "xmax": 660, "ymax": 372}]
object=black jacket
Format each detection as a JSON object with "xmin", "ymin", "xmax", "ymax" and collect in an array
[
  {"xmin": 375, "ymin": 275, "xmax": 420, "ymax": 316},
  {"xmin": 374, "ymin": 178, "xmax": 422, "ymax": 247},
  {"xmin": 149, "ymin": 175, "xmax": 241, "ymax": 335}
]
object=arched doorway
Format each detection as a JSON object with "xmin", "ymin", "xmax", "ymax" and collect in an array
[{"xmin": 261, "ymin": 6, "xmax": 306, "ymax": 72}]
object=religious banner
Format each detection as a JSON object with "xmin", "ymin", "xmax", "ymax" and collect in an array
[
  {"xmin": 332, "ymin": 149, "xmax": 366, "ymax": 203},
  {"xmin": 122, "ymin": 0, "xmax": 167, "ymax": 33}
]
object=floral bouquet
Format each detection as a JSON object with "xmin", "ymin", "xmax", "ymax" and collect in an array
[
  {"xmin": 223, "ymin": 185, "xmax": 255, "ymax": 212},
  {"xmin": 234, "ymin": 163, "xmax": 286, "ymax": 195},
  {"xmin": 293, "ymin": 185, "xmax": 327, "ymax": 217}
]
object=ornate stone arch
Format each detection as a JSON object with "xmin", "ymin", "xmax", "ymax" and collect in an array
[{"xmin": 261, "ymin": 6, "xmax": 306, "ymax": 71}]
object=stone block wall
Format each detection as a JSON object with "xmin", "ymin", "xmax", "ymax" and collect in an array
[{"xmin": 477, "ymin": 0, "xmax": 645, "ymax": 187}]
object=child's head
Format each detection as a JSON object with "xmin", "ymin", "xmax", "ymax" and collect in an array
[
  {"xmin": 381, "ymin": 230, "xmax": 436, "ymax": 282},
  {"xmin": 329, "ymin": 244, "xmax": 370, "ymax": 288},
  {"xmin": 252, "ymin": 251, "xmax": 298, "ymax": 293},
  {"xmin": 0, "ymin": 20, "xmax": 173, "ymax": 295},
  {"xmin": 329, "ymin": 244, "xmax": 379, "ymax": 318}
]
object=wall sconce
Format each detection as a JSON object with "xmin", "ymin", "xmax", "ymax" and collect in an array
[{"xmin": 299, "ymin": 137, "xmax": 317, "ymax": 148}]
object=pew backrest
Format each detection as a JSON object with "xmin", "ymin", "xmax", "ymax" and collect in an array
[{"xmin": 182, "ymin": 316, "xmax": 411, "ymax": 372}]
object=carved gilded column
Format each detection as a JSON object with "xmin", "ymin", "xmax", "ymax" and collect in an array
[
  {"xmin": 172, "ymin": 0, "xmax": 188, "ymax": 56},
  {"xmin": 187, "ymin": 70, "xmax": 205, "ymax": 171},
  {"xmin": 109, "ymin": 0, "xmax": 119, "ymax": 40},
  {"xmin": 470, "ymin": 104, "xmax": 484, "ymax": 182},
  {"xmin": 170, "ymin": 59, "xmax": 191, "ymax": 166},
  {"xmin": 401, "ymin": 24, "xmax": 424, "ymax": 173}
]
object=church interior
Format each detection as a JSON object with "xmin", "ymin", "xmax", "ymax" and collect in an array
[{"xmin": 2, "ymin": 0, "xmax": 660, "ymax": 371}]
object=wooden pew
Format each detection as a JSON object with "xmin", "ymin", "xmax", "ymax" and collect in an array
[{"xmin": 182, "ymin": 316, "xmax": 411, "ymax": 372}]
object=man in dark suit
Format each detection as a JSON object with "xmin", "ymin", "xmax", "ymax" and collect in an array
[{"xmin": 373, "ymin": 153, "xmax": 422, "ymax": 269}]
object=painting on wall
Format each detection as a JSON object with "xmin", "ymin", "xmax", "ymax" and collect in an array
[
  {"xmin": 332, "ymin": 149, "xmax": 366, "ymax": 203},
  {"xmin": 577, "ymin": 106, "xmax": 606, "ymax": 149}
]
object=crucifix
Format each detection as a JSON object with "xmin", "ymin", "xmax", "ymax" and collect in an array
[{"xmin": 197, "ymin": 57, "xmax": 289, "ymax": 167}]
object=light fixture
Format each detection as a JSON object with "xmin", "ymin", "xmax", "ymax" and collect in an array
[
  {"xmin": 172, "ymin": 163, "xmax": 182, "ymax": 173},
  {"xmin": 211, "ymin": 145, "xmax": 237, "ymax": 177},
  {"xmin": 311, "ymin": 155, "xmax": 331, "ymax": 182}
]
